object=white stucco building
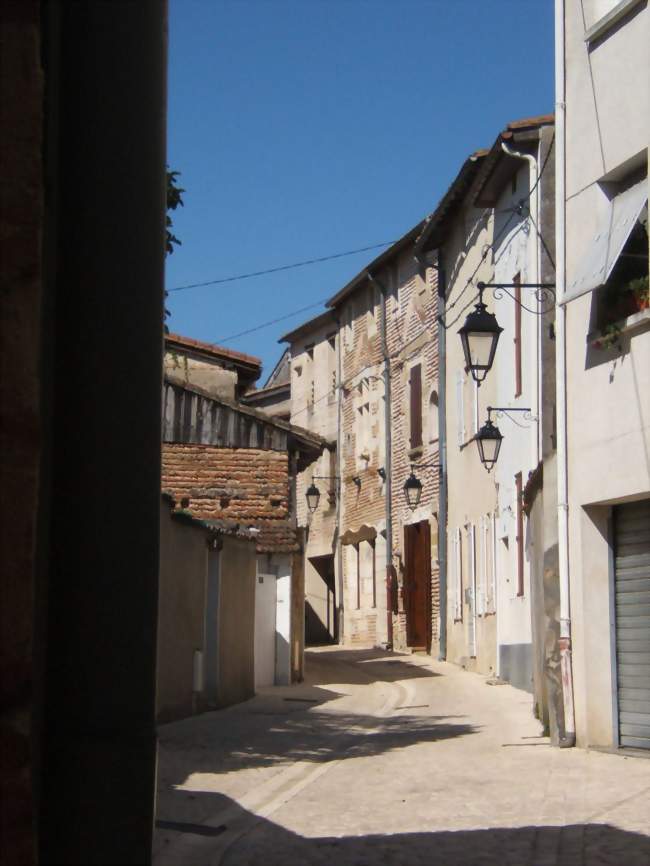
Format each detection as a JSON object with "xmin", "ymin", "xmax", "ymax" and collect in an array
[{"xmin": 556, "ymin": 0, "xmax": 649, "ymax": 749}]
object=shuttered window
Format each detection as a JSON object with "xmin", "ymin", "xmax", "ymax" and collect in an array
[
  {"xmin": 450, "ymin": 528, "xmax": 463, "ymax": 621},
  {"xmin": 410, "ymin": 363, "xmax": 422, "ymax": 448},
  {"xmin": 456, "ymin": 370, "xmax": 466, "ymax": 446},
  {"xmin": 515, "ymin": 472, "xmax": 524, "ymax": 596}
]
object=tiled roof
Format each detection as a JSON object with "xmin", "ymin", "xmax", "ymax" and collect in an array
[
  {"xmin": 161, "ymin": 444, "xmax": 300, "ymax": 552},
  {"xmin": 165, "ymin": 332, "xmax": 262, "ymax": 370}
]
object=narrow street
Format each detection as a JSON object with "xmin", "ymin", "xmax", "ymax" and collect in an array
[{"xmin": 153, "ymin": 648, "xmax": 650, "ymax": 866}]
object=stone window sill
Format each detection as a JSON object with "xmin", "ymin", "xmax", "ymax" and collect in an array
[
  {"xmin": 584, "ymin": 0, "xmax": 645, "ymax": 46},
  {"xmin": 588, "ymin": 307, "xmax": 650, "ymax": 347}
]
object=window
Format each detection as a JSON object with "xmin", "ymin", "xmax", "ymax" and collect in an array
[
  {"xmin": 562, "ymin": 175, "xmax": 647, "ymax": 306},
  {"xmin": 513, "ymin": 271, "xmax": 522, "ymax": 397},
  {"xmin": 409, "ymin": 363, "xmax": 423, "ymax": 449},
  {"xmin": 596, "ymin": 202, "xmax": 648, "ymax": 334},
  {"xmin": 468, "ymin": 523, "xmax": 477, "ymax": 614},
  {"xmin": 428, "ymin": 388, "xmax": 439, "ymax": 443},
  {"xmin": 515, "ymin": 472, "xmax": 524, "ymax": 597},
  {"xmin": 478, "ymin": 518, "xmax": 486, "ymax": 616},
  {"xmin": 305, "ymin": 343, "xmax": 314, "ymax": 361}
]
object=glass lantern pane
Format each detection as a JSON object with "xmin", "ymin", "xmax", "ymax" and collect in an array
[{"xmin": 467, "ymin": 332, "xmax": 495, "ymax": 368}]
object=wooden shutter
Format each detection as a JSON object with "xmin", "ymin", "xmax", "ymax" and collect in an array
[
  {"xmin": 515, "ymin": 472, "xmax": 524, "ymax": 596},
  {"xmin": 410, "ymin": 363, "xmax": 422, "ymax": 448}
]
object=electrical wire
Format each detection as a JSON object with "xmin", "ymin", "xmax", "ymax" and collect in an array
[
  {"xmin": 215, "ymin": 298, "xmax": 330, "ymax": 343},
  {"xmin": 167, "ymin": 241, "xmax": 396, "ymax": 293}
]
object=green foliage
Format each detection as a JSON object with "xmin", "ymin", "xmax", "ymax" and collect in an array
[
  {"xmin": 166, "ymin": 169, "xmax": 185, "ymax": 256},
  {"xmin": 165, "ymin": 168, "xmax": 185, "ymax": 328}
]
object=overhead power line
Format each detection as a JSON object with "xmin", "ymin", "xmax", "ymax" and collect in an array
[
  {"xmin": 216, "ymin": 298, "xmax": 330, "ymax": 344},
  {"xmin": 167, "ymin": 241, "xmax": 396, "ymax": 293}
]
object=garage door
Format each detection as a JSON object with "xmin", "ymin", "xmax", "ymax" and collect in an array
[{"xmin": 615, "ymin": 499, "xmax": 650, "ymax": 749}]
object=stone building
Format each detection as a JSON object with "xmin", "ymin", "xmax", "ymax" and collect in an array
[
  {"xmin": 165, "ymin": 331, "xmax": 262, "ymax": 401},
  {"xmin": 160, "ymin": 378, "xmax": 325, "ymax": 687},
  {"xmin": 281, "ymin": 311, "xmax": 339, "ymax": 644},
  {"xmin": 241, "ymin": 347, "xmax": 291, "ymax": 421}
]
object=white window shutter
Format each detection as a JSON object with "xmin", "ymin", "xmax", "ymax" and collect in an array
[
  {"xmin": 456, "ymin": 370, "xmax": 466, "ymax": 446},
  {"xmin": 457, "ymin": 529, "xmax": 461, "ymax": 621}
]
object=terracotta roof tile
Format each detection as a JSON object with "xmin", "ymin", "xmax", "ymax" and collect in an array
[{"xmin": 165, "ymin": 332, "xmax": 262, "ymax": 369}]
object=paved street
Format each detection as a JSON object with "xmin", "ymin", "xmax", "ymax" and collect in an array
[{"xmin": 154, "ymin": 647, "xmax": 650, "ymax": 866}]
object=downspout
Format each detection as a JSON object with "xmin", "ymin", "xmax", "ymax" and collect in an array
[
  {"xmin": 555, "ymin": 0, "xmax": 576, "ymax": 747},
  {"xmin": 500, "ymin": 139, "xmax": 541, "ymax": 468},
  {"xmin": 435, "ymin": 254, "xmax": 448, "ymax": 660},
  {"xmin": 335, "ymin": 318, "xmax": 345, "ymax": 644},
  {"xmin": 369, "ymin": 272, "xmax": 393, "ymax": 649}
]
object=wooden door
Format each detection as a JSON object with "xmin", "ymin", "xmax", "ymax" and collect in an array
[{"xmin": 404, "ymin": 521, "xmax": 432, "ymax": 649}]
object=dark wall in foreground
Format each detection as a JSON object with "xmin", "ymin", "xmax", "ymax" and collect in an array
[{"xmin": 0, "ymin": 2, "xmax": 168, "ymax": 863}]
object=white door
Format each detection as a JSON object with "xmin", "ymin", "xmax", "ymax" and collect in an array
[{"xmin": 255, "ymin": 573, "xmax": 277, "ymax": 689}]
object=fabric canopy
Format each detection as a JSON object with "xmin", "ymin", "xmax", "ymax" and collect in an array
[{"xmin": 561, "ymin": 177, "xmax": 648, "ymax": 306}]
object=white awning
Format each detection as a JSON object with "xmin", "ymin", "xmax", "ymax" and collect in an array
[{"xmin": 560, "ymin": 178, "xmax": 648, "ymax": 306}]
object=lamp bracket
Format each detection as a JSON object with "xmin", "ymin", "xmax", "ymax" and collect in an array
[
  {"xmin": 477, "ymin": 281, "xmax": 556, "ymax": 315},
  {"xmin": 487, "ymin": 405, "xmax": 535, "ymax": 425}
]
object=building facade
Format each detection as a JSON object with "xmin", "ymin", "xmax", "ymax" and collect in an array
[{"xmin": 557, "ymin": 0, "xmax": 649, "ymax": 749}]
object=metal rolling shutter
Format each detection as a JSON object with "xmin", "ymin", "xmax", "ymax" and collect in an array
[{"xmin": 615, "ymin": 499, "xmax": 650, "ymax": 749}]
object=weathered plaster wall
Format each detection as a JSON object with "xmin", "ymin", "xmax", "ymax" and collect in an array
[
  {"xmin": 157, "ymin": 502, "xmax": 207, "ymax": 722},
  {"xmin": 218, "ymin": 536, "xmax": 257, "ymax": 706},
  {"xmin": 165, "ymin": 351, "xmax": 238, "ymax": 400},
  {"xmin": 443, "ymin": 200, "xmax": 499, "ymax": 679}
]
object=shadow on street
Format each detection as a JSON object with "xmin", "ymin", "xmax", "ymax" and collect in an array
[{"xmin": 155, "ymin": 793, "xmax": 650, "ymax": 866}]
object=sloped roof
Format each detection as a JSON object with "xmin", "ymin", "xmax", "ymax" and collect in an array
[{"xmin": 165, "ymin": 332, "xmax": 262, "ymax": 375}]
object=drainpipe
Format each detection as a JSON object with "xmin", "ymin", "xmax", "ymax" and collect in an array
[
  {"xmin": 369, "ymin": 272, "xmax": 393, "ymax": 649},
  {"xmin": 335, "ymin": 317, "xmax": 345, "ymax": 644},
  {"xmin": 435, "ymin": 254, "xmax": 448, "ymax": 660},
  {"xmin": 555, "ymin": 0, "xmax": 576, "ymax": 747},
  {"xmin": 500, "ymin": 139, "xmax": 542, "ymax": 469}
]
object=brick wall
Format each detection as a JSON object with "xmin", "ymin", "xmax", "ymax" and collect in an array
[
  {"xmin": 162, "ymin": 444, "xmax": 297, "ymax": 551},
  {"xmin": 387, "ymin": 252, "xmax": 441, "ymax": 652}
]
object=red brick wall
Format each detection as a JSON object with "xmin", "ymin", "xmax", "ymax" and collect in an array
[
  {"xmin": 162, "ymin": 444, "xmax": 296, "ymax": 551},
  {"xmin": 387, "ymin": 254, "xmax": 441, "ymax": 652}
]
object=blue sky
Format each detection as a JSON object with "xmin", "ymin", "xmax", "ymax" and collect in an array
[{"xmin": 166, "ymin": 0, "xmax": 554, "ymax": 380}]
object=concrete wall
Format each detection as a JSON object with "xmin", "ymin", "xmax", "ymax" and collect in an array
[
  {"xmin": 563, "ymin": 0, "xmax": 649, "ymax": 747},
  {"xmin": 165, "ymin": 351, "xmax": 238, "ymax": 400},
  {"xmin": 217, "ymin": 536, "xmax": 257, "ymax": 707},
  {"xmin": 157, "ymin": 502, "xmax": 208, "ymax": 722}
]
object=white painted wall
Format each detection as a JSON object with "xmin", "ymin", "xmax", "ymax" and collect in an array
[{"xmin": 562, "ymin": 0, "xmax": 649, "ymax": 747}]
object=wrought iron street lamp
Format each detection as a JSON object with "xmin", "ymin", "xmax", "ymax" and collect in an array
[
  {"xmin": 459, "ymin": 281, "xmax": 556, "ymax": 386},
  {"xmin": 475, "ymin": 412, "xmax": 503, "ymax": 473},
  {"xmin": 458, "ymin": 284, "xmax": 503, "ymax": 386},
  {"xmin": 305, "ymin": 481, "xmax": 321, "ymax": 513},
  {"xmin": 403, "ymin": 470, "xmax": 423, "ymax": 510},
  {"xmin": 475, "ymin": 406, "xmax": 531, "ymax": 473},
  {"xmin": 305, "ymin": 475, "xmax": 341, "ymax": 514}
]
